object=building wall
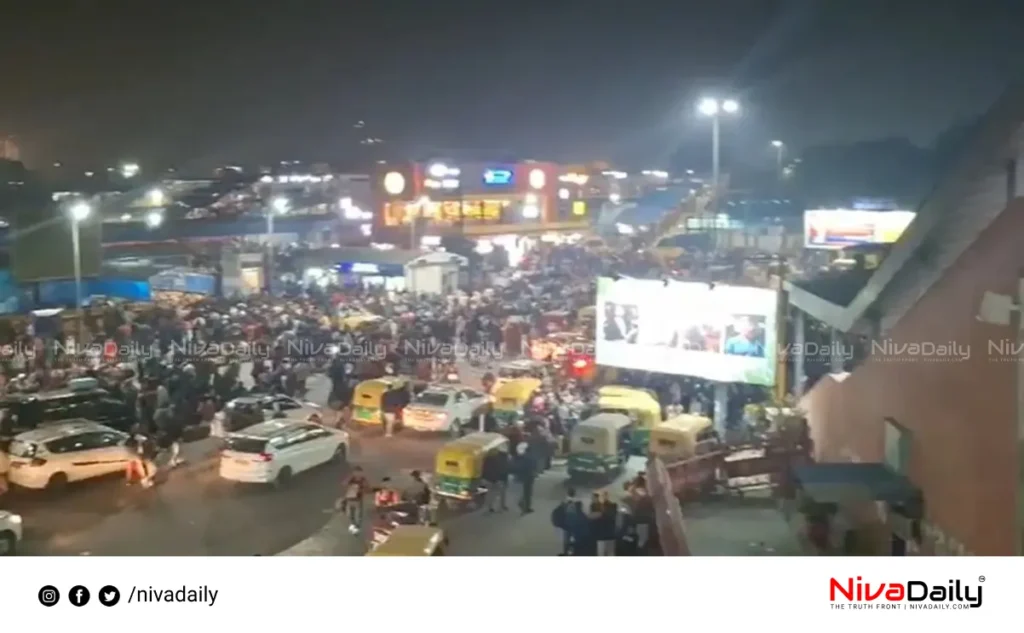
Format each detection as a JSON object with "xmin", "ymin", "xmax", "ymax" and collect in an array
[{"xmin": 801, "ymin": 196, "xmax": 1024, "ymax": 555}]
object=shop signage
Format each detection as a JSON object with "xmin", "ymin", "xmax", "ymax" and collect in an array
[{"xmin": 483, "ymin": 169, "xmax": 513, "ymax": 186}]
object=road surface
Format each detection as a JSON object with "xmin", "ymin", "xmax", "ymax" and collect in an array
[{"xmin": 5, "ymin": 364, "xmax": 801, "ymax": 556}]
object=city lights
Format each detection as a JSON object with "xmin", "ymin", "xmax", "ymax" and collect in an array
[
  {"xmin": 145, "ymin": 210, "xmax": 164, "ymax": 228},
  {"xmin": 383, "ymin": 171, "xmax": 406, "ymax": 195},
  {"xmin": 69, "ymin": 201, "xmax": 91, "ymax": 222},
  {"xmin": 528, "ymin": 168, "xmax": 546, "ymax": 190},
  {"xmin": 120, "ymin": 162, "xmax": 140, "ymax": 178},
  {"xmin": 147, "ymin": 188, "xmax": 165, "ymax": 207},
  {"xmin": 697, "ymin": 97, "xmax": 739, "ymax": 117},
  {"xmin": 271, "ymin": 196, "xmax": 290, "ymax": 214}
]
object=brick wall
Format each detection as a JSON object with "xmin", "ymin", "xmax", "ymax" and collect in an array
[{"xmin": 800, "ymin": 198, "xmax": 1024, "ymax": 555}]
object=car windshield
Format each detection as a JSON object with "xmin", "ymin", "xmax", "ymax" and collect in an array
[
  {"xmin": 224, "ymin": 437, "xmax": 269, "ymax": 454},
  {"xmin": 414, "ymin": 392, "xmax": 450, "ymax": 407}
]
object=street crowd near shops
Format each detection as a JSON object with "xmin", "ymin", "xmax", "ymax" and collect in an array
[{"xmin": 0, "ymin": 242, "xmax": 780, "ymax": 554}]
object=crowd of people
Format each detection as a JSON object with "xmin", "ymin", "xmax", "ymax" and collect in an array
[{"xmin": 0, "ymin": 240, "xmax": 781, "ymax": 553}]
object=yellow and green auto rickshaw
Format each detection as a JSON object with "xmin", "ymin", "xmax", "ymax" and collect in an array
[
  {"xmin": 366, "ymin": 525, "xmax": 447, "ymax": 556},
  {"xmin": 337, "ymin": 311, "xmax": 383, "ymax": 331},
  {"xmin": 648, "ymin": 414, "xmax": 718, "ymax": 462},
  {"xmin": 351, "ymin": 376, "xmax": 410, "ymax": 425},
  {"xmin": 596, "ymin": 392, "xmax": 662, "ymax": 453},
  {"xmin": 433, "ymin": 432, "xmax": 510, "ymax": 503},
  {"xmin": 490, "ymin": 377, "xmax": 542, "ymax": 427},
  {"xmin": 597, "ymin": 385, "xmax": 660, "ymax": 402},
  {"xmin": 566, "ymin": 412, "xmax": 634, "ymax": 480}
]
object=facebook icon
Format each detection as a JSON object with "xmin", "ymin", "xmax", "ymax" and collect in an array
[{"xmin": 69, "ymin": 585, "xmax": 90, "ymax": 607}]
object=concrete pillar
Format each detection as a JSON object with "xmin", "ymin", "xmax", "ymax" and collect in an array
[
  {"xmin": 830, "ymin": 328, "xmax": 845, "ymax": 373},
  {"xmin": 793, "ymin": 310, "xmax": 806, "ymax": 398},
  {"xmin": 713, "ymin": 382, "xmax": 729, "ymax": 437}
]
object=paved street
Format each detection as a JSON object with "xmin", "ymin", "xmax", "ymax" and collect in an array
[{"xmin": 4, "ymin": 365, "xmax": 802, "ymax": 556}]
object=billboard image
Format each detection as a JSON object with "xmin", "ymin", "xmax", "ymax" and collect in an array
[
  {"xmin": 596, "ymin": 277, "xmax": 778, "ymax": 385},
  {"xmin": 804, "ymin": 209, "xmax": 915, "ymax": 249}
]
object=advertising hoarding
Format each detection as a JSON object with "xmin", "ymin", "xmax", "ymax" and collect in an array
[
  {"xmin": 803, "ymin": 209, "xmax": 915, "ymax": 249},
  {"xmin": 595, "ymin": 277, "xmax": 778, "ymax": 386}
]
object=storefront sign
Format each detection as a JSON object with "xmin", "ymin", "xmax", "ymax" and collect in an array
[
  {"xmin": 483, "ymin": 169, "xmax": 513, "ymax": 186},
  {"xmin": 351, "ymin": 263, "xmax": 380, "ymax": 274}
]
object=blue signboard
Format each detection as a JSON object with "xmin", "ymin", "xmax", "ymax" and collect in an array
[{"xmin": 483, "ymin": 168, "xmax": 514, "ymax": 186}]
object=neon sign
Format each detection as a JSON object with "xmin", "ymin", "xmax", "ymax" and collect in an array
[{"xmin": 483, "ymin": 169, "xmax": 514, "ymax": 186}]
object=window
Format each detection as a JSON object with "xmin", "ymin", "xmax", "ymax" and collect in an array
[
  {"xmin": 47, "ymin": 432, "xmax": 105, "ymax": 453},
  {"xmin": 415, "ymin": 392, "xmax": 450, "ymax": 408},
  {"xmin": 224, "ymin": 437, "xmax": 268, "ymax": 454},
  {"xmin": 883, "ymin": 417, "xmax": 910, "ymax": 475},
  {"xmin": 272, "ymin": 397, "xmax": 301, "ymax": 411}
]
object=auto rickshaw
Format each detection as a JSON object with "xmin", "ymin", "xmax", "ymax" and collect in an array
[
  {"xmin": 491, "ymin": 377, "xmax": 542, "ymax": 427},
  {"xmin": 538, "ymin": 310, "xmax": 570, "ymax": 333},
  {"xmin": 366, "ymin": 525, "xmax": 448, "ymax": 556},
  {"xmin": 351, "ymin": 376, "xmax": 410, "ymax": 426},
  {"xmin": 595, "ymin": 393, "xmax": 662, "ymax": 453},
  {"xmin": 566, "ymin": 412, "xmax": 633, "ymax": 480},
  {"xmin": 433, "ymin": 432, "xmax": 510, "ymax": 504},
  {"xmin": 598, "ymin": 385, "xmax": 659, "ymax": 402},
  {"xmin": 338, "ymin": 312, "xmax": 383, "ymax": 331},
  {"xmin": 577, "ymin": 306, "xmax": 596, "ymax": 326},
  {"xmin": 649, "ymin": 414, "xmax": 718, "ymax": 462}
]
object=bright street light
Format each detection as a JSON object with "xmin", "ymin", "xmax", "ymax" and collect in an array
[
  {"xmin": 147, "ymin": 188, "xmax": 165, "ymax": 206},
  {"xmin": 696, "ymin": 96, "xmax": 741, "ymax": 212},
  {"xmin": 771, "ymin": 140, "xmax": 786, "ymax": 176},
  {"xmin": 145, "ymin": 210, "xmax": 163, "ymax": 228},
  {"xmin": 698, "ymin": 98, "xmax": 719, "ymax": 116},
  {"xmin": 120, "ymin": 162, "xmax": 140, "ymax": 178},
  {"xmin": 271, "ymin": 196, "xmax": 290, "ymax": 214},
  {"xmin": 69, "ymin": 201, "xmax": 91, "ymax": 222}
]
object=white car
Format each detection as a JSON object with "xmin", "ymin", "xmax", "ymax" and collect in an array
[
  {"xmin": 0, "ymin": 510, "xmax": 22, "ymax": 555},
  {"xmin": 402, "ymin": 386, "xmax": 489, "ymax": 434},
  {"xmin": 254, "ymin": 394, "xmax": 323, "ymax": 422},
  {"xmin": 219, "ymin": 420, "xmax": 348, "ymax": 486},
  {"xmin": 5, "ymin": 420, "xmax": 133, "ymax": 491}
]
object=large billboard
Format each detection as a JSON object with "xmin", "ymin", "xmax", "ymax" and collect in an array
[
  {"xmin": 804, "ymin": 209, "xmax": 915, "ymax": 249},
  {"xmin": 595, "ymin": 277, "xmax": 778, "ymax": 386}
]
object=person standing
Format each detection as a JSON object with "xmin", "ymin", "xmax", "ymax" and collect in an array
[
  {"xmin": 482, "ymin": 448, "xmax": 510, "ymax": 513},
  {"xmin": 514, "ymin": 441, "xmax": 536, "ymax": 514},
  {"xmin": 596, "ymin": 490, "xmax": 619, "ymax": 556},
  {"xmin": 342, "ymin": 466, "xmax": 369, "ymax": 534},
  {"xmin": 551, "ymin": 488, "xmax": 583, "ymax": 555}
]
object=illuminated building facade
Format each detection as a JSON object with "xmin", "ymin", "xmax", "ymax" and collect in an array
[{"xmin": 374, "ymin": 160, "xmax": 591, "ymax": 244}]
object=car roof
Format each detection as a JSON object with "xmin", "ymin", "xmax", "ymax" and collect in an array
[
  {"xmin": 420, "ymin": 385, "xmax": 459, "ymax": 393},
  {"xmin": 2, "ymin": 388, "xmax": 109, "ymax": 403},
  {"xmin": 231, "ymin": 419, "xmax": 309, "ymax": 439},
  {"xmin": 14, "ymin": 419, "xmax": 120, "ymax": 442}
]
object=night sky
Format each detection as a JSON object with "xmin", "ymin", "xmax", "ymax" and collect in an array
[{"xmin": 4, "ymin": 0, "xmax": 1023, "ymax": 171}]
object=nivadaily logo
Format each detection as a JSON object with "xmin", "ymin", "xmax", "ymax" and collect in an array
[{"xmin": 830, "ymin": 576, "xmax": 984, "ymax": 610}]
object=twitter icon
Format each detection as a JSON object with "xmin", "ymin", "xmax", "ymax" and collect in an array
[{"xmin": 98, "ymin": 585, "xmax": 120, "ymax": 607}]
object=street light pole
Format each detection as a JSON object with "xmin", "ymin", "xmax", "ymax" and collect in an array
[
  {"xmin": 67, "ymin": 201, "xmax": 91, "ymax": 340},
  {"xmin": 711, "ymin": 114, "xmax": 721, "ymax": 198},
  {"xmin": 266, "ymin": 197, "xmax": 289, "ymax": 294},
  {"xmin": 771, "ymin": 140, "xmax": 785, "ymax": 178}
]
